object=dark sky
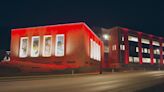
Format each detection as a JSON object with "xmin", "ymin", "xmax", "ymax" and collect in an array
[{"xmin": 0, "ymin": 0, "xmax": 164, "ymax": 51}]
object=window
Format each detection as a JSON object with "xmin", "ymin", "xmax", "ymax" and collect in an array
[
  {"xmin": 154, "ymin": 49, "xmax": 160, "ymax": 55},
  {"xmin": 95, "ymin": 43, "xmax": 98, "ymax": 60},
  {"xmin": 128, "ymin": 36, "xmax": 138, "ymax": 42},
  {"xmin": 141, "ymin": 38, "xmax": 150, "ymax": 44},
  {"xmin": 90, "ymin": 39, "xmax": 94, "ymax": 58},
  {"xmin": 143, "ymin": 58, "xmax": 151, "ymax": 63},
  {"xmin": 90, "ymin": 39, "xmax": 101, "ymax": 61},
  {"xmin": 104, "ymin": 46, "xmax": 109, "ymax": 53},
  {"xmin": 148, "ymin": 49, "xmax": 150, "ymax": 54},
  {"xmin": 129, "ymin": 57, "xmax": 139, "ymax": 63},
  {"xmin": 43, "ymin": 35, "xmax": 52, "ymax": 57},
  {"xmin": 153, "ymin": 41, "xmax": 160, "ymax": 46},
  {"xmin": 112, "ymin": 44, "xmax": 116, "ymax": 51},
  {"xmin": 156, "ymin": 49, "xmax": 160, "ymax": 55},
  {"xmin": 98, "ymin": 45, "xmax": 101, "ymax": 61},
  {"xmin": 134, "ymin": 57, "xmax": 139, "ymax": 63},
  {"xmin": 142, "ymin": 48, "xmax": 144, "ymax": 53},
  {"xmin": 120, "ymin": 45, "xmax": 125, "ymax": 50},
  {"xmin": 143, "ymin": 48, "xmax": 148, "ymax": 53},
  {"xmin": 93, "ymin": 41, "xmax": 96, "ymax": 60},
  {"xmin": 162, "ymin": 43, "xmax": 164, "ymax": 47},
  {"xmin": 136, "ymin": 47, "xmax": 139, "ymax": 52},
  {"xmin": 31, "ymin": 36, "xmax": 40, "ymax": 57},
  {"xmin": 19, "ymin": 37, "xmax": 28, "ymax": 58},
  {"xmin": 129, "ymin": 57, "xmax": 133, "ymax": 62},
  {"xmin": 154, "ymin": 59, "xmax": 156, "ymax": 63},
  {"xmin": 122, "ymin": 36, "xmax": 124, "ymax": 41},
  {"xmin": 136, "ymin": 47, "xmax": 149, "ymax": 53},
  {"xmin": 154, "ymin": 50, "xmax": 157, "ymax": 54},
  {"xmin": 155, "ymin": 59, "xmax": 160, "ymax": 64},
  {"xmin": 55, "ymin": 34, "xmax": 65, "ymax": 57}
]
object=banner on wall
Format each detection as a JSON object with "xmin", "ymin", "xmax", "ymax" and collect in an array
[
  {"xmin": 43, "ymin": 35, "xmax": 52, "ymax": 57},
  {"xmin": 55, "ymin": 34, "xmax": 65, "ymax": 56},
  {"xmin": 19, "ymin": 37, "xmax": 28, "ymax": 58},
  {"xmin": 31, "ymin": 36, "xmax": 40, "ymax": 57}
]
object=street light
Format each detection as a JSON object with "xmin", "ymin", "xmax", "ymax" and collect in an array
[{"xmin": 103, "ymin": 34, "xmax": 109, "ymax": 40}]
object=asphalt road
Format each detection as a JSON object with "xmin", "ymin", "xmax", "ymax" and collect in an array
[{"xmin": 0, "ymin": 71, "xmax": 164, "ymax": 92}]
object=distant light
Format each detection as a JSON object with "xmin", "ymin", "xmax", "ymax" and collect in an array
[{"xmin": 103, "ymin": 34, "xmax": 109, "ymax": 40}]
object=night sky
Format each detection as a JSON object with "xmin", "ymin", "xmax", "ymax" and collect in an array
[{"xmin": 0, "ymin": 0, "xmax": 164, "ymax": 51}]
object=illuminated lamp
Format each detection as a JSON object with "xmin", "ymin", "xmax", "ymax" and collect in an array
[{"xmin": 103, "ymin": 34, "xmax": 109, "ymax": 40}]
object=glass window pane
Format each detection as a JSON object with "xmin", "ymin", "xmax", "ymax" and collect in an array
[{"xmin": 128, "ymin": 36, "xmax": 138, "ymax": 42}]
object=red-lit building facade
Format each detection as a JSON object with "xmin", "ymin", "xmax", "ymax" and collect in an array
[
  {"xmin": 9, "ymin": 22, "xmax": 104, "ymax": 73},
  {"xmin": 99, "ymin": 27, "xmax": 164, "ymax": 70}
]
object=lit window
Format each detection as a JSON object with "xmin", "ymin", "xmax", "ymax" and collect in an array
[
  {"xmin": 162, "ymin": 43, "xmax": 164, "ymax": 47},
  {"xmin": 104, "ymin": 46, "xmax": 109, "ymax": 53},
  {"xmin": 98, "ymin": 45, "xmax": 101, "ymax": 61},
  {"xmin": 120, "ymin": 45, "xmax": 125, "ymax": 50},
  {"xmin": 153, "ymin": 41, "xmax": 160, "ymax": 46},
  {"xmin": 112, "ymin": 44, "xmax": 116, "ymax": 51},
  {"xmin": 95, "ymin": 43, "xmax": 98, "ymax": 60},
  {"xmin": 134, "ymin": 57, "xmax": 139, "ymax": 63},
  {"xmin": 31, "ymin": 36, "xmax": 40, "ymax": 57},
  {"xmin": 141, "ymin": 38, "xmax": 150, "ymax": 44},
  {"xmin": 129, "ymin": 56, "xmax": 133, "ymax": 62},
  {"xmin": 95, "ymin": 43, "xmax": 101, "ymax": 61},
  {"xmin": 156, "ymin": 49, "xmax": 160, "ymax": 55},
  {"xmin": 90, "ymin": 39, "xmax": 94, "ymax": 59},
  {"xmin": 142, "ymin": 48, "xmax": 144, "ymax": 53},
  {"xmin": 122, "ymin": 36, "xmax": 124, "ymax": 41},
  {"xmin": 90, "ymin": 40, "xmax": 101, "ymax": 61},
  {"xmin": 19, "ymin": 37, "xmax": 28, "ymax": 58},
  {"xmin": 129, "ymin": 56, "xmax": 140, "ymax": 63},
  {"xmin": 128, "ymin": 36, "xmax": 138, "ymax": 42},
  {"xmin": 93, "ymin": 41, "xmax": 96, "ymax": 60},
  {"xmin": 143, "ymin": 58, "xmax": 151, "ymax": 63},
  {"xmin": 143, "ymin": 48, "xmax": 148, "ymax": 53},
  {"xmin": 154, "ymin": 49, "xmax": 160, "ymax": 55},
  {"xmin": 148, "ymin": 49, "xmax": 150, "ymax": 54},
  {"xmin": 43, "ymin": 35, "xmax": 52, "ymax": 57},
  {"xmin": 136, "ymin": 47, "xmax": 139, "ymax": 52},
  {"xmin": 154, "ymin": 59, "xmax": 156, "ymax": 63},
  {"xmin": 55, "ymin": 34, "xmax": 65, "ymax": 57},
  {"xmin": 154, "ymin": 50, "xmax": 157, "ymax": 54}
]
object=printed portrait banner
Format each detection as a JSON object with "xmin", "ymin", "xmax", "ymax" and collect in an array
[
  {"xmin": 55, "ymin": 34, "xmax": 65, "ymax": 56},
  {"xmin": 31, "ymin": 36, "xmax": 40, "ymax": 57},
  {"xmin": 43, "ymin": 35, "xmax": 52, "ymax": 57},
  {"xmin": 19, "ymin": 37, "xmax": 28, "ymax": 58}
]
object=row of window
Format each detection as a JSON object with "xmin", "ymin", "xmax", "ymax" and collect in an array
[
  {"xmin": 19, "ymin": 34, "xmax": 65, "ymax": 58},
  {"xmin": 129, "ymin": 56, "xmax": 162, "ymax": 64},
  {"xmin": 113, "ymin": 44, "xmax": 163, "ymax": 55},
  {"xmin": 136, "ymin": 47, "xmax": 162, "ymax": 55},
  {"xmin": 122, "ymin": 36, "xmax": 163, "ymax": 46},
  {"xmin": 90, "ymin": 39, "xmax": 101, "ymax": 61}
]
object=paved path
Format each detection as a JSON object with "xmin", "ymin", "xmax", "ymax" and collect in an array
[{"xmin": 0, "ymin": 71, "xmax": 164, "ymax": 92}]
